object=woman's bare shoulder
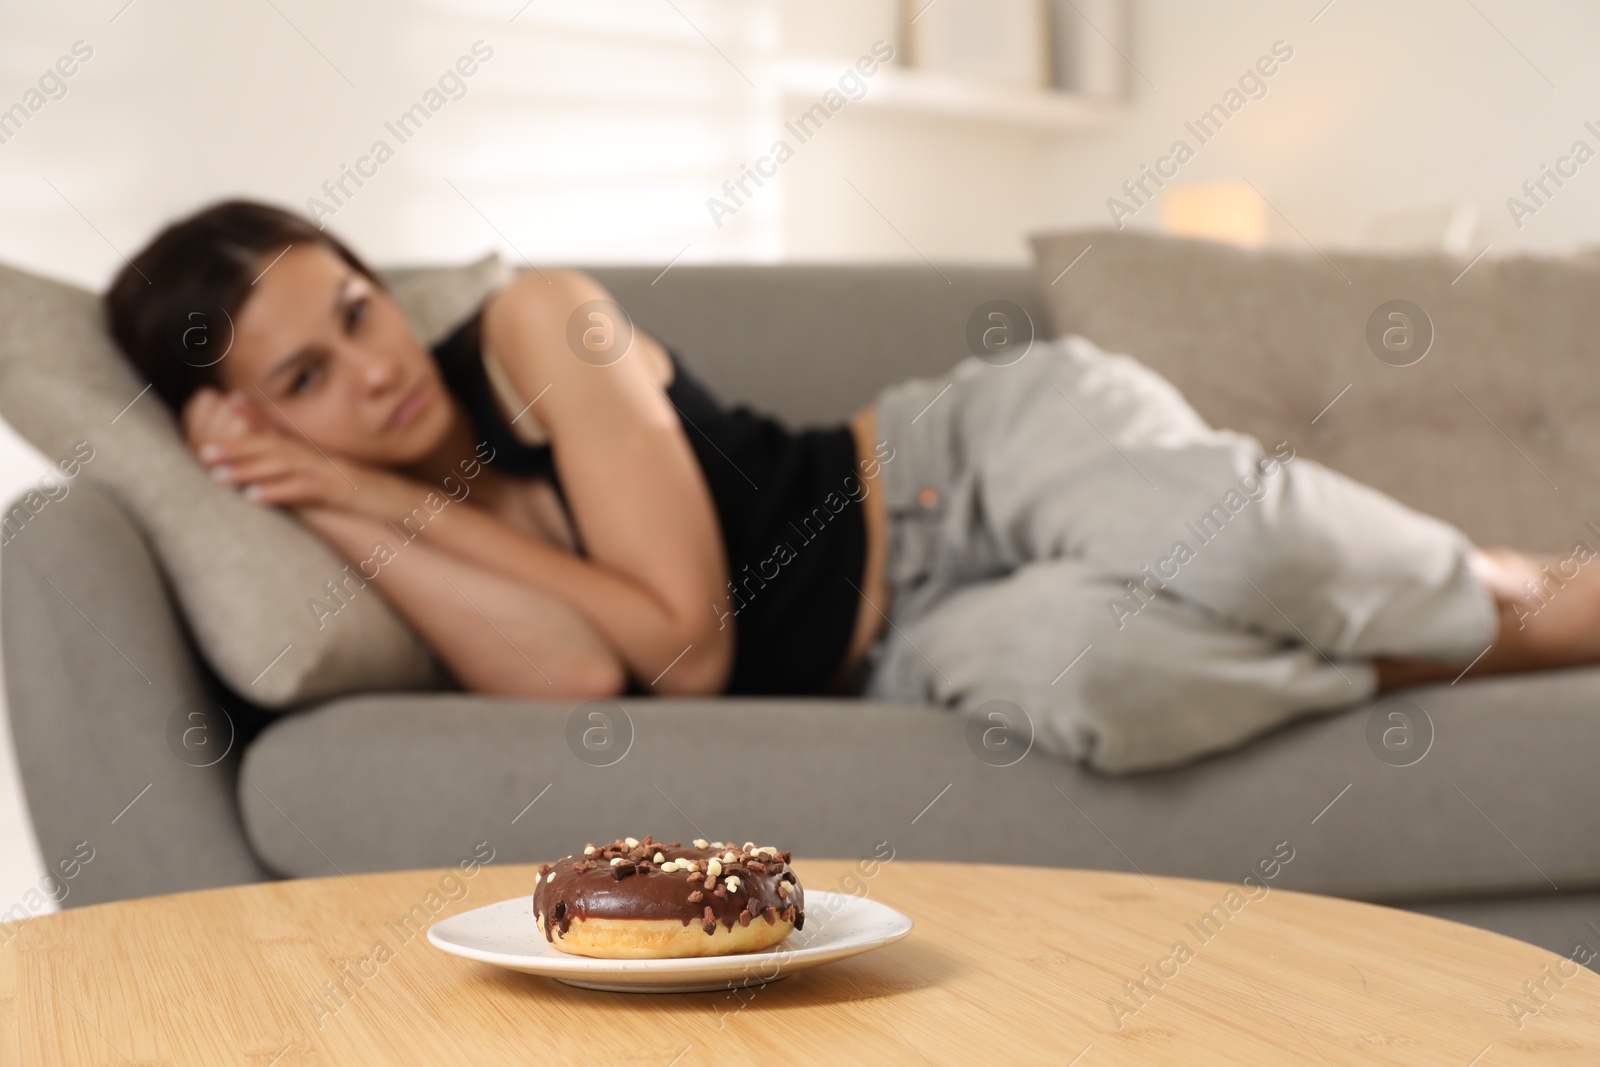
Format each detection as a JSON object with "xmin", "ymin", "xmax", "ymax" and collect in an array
[
  {"xmin": 479, "ymin": 267, "xmax": 672, "ymax": 387},
  {"xmin": 481, "ymin": 267, "xmax": 597, "ymax": 334}
]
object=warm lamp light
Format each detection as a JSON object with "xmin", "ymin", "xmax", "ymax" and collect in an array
[{"xmin": 1160, "ymin": 182, "xmax": 1268, "ymax": 247}]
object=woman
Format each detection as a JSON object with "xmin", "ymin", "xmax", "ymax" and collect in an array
[{"xmin": 104, "ymin": 200, "xmax": 1600, "ymax": 774}]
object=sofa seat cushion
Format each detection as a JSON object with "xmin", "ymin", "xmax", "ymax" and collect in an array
[{"xmin": 238, "ymin": 670, "xmax": 1600, "ymax": 903}]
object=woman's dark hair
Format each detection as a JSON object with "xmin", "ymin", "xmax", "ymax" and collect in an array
[{"xmin": 103, "ymin": 199, "xmax": 381, "ymax": 412}]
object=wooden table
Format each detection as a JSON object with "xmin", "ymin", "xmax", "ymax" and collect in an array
[{"xmin": 3, "ymin": 860, "xmax": 1598, "ymax": 1065}]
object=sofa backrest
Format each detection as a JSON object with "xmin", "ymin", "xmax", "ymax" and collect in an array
[{"xmin": 586, "ymin": 264, "xmax": 1051, "ymax": 428}]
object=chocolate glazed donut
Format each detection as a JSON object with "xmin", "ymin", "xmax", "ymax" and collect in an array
[{"xmin": 533, "ymin": 835, "xmax": 806, "ymax": 959}]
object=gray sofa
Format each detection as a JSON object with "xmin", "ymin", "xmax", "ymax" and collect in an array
[{"xmin": 7, "ymin": 263, "xmax": 1599, "ymax": 969}]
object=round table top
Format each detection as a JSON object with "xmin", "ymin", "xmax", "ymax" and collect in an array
[{"xmin": 3, "ymin": 859, "xmax": 1597, "ymax": 1065}]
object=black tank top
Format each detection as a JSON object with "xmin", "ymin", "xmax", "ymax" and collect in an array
[{"xmin": 429, "ymin": 307, "xmax": 868, "ymax": 696}]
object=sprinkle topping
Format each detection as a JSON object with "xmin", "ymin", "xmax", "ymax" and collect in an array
[{"xmin": 530, "ymin": 835, "xmax": 805, "ymax": 942}]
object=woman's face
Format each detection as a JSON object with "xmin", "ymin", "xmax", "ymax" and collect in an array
[{"xmin": 218, "ymin": 243, "xmax": 453, "ymax": 466}]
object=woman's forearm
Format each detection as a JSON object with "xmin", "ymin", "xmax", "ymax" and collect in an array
[
  {"xmin": 294, "ymin": 505, "xmax": 627, "ymax": 699},
  {"xmin": 382, "ymin": 486, "xmax": 729, "ymax": 695}
]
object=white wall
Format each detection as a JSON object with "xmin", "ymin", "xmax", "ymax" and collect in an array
[
  {"xmin": 0, "ymin": 0, "xmax": 782, "ymax": 286},
  {"xmin": 6, "ymin": 0, "xmax": 1600, "ymax": 288},
  {"xmin": 1043, "ymin": 0, "xmax": 1600, "ymax": 252},
  {"xmin": 0, "ymin": 0, "xmax": 1091, "ymax": 289}
]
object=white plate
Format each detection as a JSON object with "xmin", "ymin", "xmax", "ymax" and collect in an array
[{"xmin": 427, "ymin": 890, "xmax": 913, "ymax": 993}]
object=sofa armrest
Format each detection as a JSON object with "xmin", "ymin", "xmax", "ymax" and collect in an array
[{"xmin": 1, "ymin": 479, "xmax": 274, "ymax": 907}]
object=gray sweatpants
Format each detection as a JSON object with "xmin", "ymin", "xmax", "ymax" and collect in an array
[{"xmin": 859, "ymin": 334, "xmax": 1498, "ymax": 775}]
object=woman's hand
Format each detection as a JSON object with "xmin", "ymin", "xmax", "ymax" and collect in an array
[
  {"xmin": 184, "ymin": 386, "xmax": 430, "ymax": 519},
  {"xmin": 181, "ymin": 386, "xmax": 263, "ymax": 455}
]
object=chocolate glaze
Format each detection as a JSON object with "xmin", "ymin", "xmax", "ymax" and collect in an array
[{"xmin": 532, "ymin": 835, "xmax": 806, "ymax": 943}]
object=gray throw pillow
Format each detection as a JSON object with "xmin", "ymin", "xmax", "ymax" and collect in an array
[
  {"xmin": 1029, "ymin": 229, "xmax": 1600, "ymax": 552},
  {"xmin": 0, "ymin": 251, "xmax": 511, "ymax": 705}
]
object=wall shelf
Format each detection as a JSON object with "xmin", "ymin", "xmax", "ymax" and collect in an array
[{"xmin": 777, "ymin": 60, "xmax": 1124, "ymax": 132}]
